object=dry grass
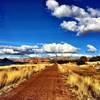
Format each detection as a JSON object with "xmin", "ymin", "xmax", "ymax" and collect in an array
[
  {"xmin": 0, "ymin": 63, "xmax": 51, "ymax": 94},
  {"xmin": 58, "ymin": 62, "xmax": 100, "ymax": 100}
]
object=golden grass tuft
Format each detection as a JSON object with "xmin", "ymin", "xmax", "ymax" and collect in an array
[
  {"xmin": 59, "ymin": 62, "xmax": 100, "ymax": 100},
  {"xmin": 0, "ymin": 63, "xmax": 50, "ymax": 93}
]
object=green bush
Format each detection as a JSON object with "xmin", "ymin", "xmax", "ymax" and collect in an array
[{"xmin": 77, "ymin": 56, "xmax": 88, "ymax": 65}]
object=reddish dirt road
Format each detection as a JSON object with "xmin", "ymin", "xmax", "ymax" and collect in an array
[{"xmin": 0, "ymin": 64, "xmax": 76, "ymax": 100}]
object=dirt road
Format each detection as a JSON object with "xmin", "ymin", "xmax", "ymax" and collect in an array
[{"xmin": 0, "ymin": 64, "xmax": 76, "ymax": 100}]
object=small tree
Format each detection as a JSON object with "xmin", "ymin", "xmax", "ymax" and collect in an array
[{"xmin": 77, "ymin": 56, "xmax": 88, "ymax": 65}]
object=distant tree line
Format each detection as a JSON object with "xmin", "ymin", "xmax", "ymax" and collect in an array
[
  {"xmin": 75, "ymin": 56, "xmax": 100, "ymax": 65},
  {"xmin": 50, "ymin": 56, "xmax": 100, "ymax": 65},
  {"xmin": 89, "ymin": 56, "xmax": 100, "ymax": 62}
]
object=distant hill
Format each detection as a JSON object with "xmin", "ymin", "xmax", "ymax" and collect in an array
[
  {"xmin": 0, "ymin": 58, "xmax": 14, "ymax": 62},
  {"xmin": 0, "ymin": 58, "xmax": 25, "ymax": 66}
]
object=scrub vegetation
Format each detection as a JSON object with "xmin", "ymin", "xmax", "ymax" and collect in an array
[
  {"xmin": 0, "ymin": 63, "xmax": 50, "ymax": 94},
  {"xmin": 59, "ymin": 62, "xmax": 100, "ymax": 100}
]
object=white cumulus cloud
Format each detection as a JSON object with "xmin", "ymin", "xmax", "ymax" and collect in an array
[
  {"xmin": 87, "ymin": 8, "xmax": 100, "ymax": 17},
  {"xmin": 46, "ymin": 0, "xmax": 59, "ymax": 11},
  {"xmin": 43, "ymin": 43, "xmax": 79, "ymax": 53},
  {"xmin": 53, "ymin": 5, "xmax": 72, "ymax": 18},
  {"xmin": 0, "ymin": 45, "xmax": 39, "ymax": 55},
  {"xmin": 46, "ymin": 0, "xmax": 100, "ymax": 35},
  {"xmin": 0, "ymin": 48, "xmax": 18, "ymax": 54},
  {"xmin": 60, "ymin": 21, "xmax": 78, "ymax": 32},
  {"xmin": 87, "ymin": 44, "xmax": 97, "ymax": 53},
  {"xmin": 61, "ymin": 18, "xmax": 100, "ymax": 36}
]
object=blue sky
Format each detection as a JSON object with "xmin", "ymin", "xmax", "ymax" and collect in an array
[{"xmin": 0, "ymin": 0, "xmax": 99, "ymax": 58}]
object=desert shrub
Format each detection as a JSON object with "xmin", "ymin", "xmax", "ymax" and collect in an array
[{"xmin": 77, "ymin": 56, "xmax": 88, "ymax": 65}]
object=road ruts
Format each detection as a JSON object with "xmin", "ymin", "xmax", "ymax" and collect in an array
[{"xmin": 0, "ymin": 64, "xmax": 76, "ymax": 100}]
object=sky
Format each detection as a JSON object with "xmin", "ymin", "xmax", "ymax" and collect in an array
[{"xmin": 0, "ymin": 0, "xmax": 99, "ymax": 58}]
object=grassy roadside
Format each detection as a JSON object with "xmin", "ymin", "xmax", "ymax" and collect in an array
[
  {"xmin": 0, "ymin": 63, "xmax": 52, "ymax": 95},
  {"xmin": 58, "ymin": 62, "xmax": 100, "ymax": 100}
]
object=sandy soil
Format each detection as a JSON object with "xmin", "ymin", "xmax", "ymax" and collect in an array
[{"xmin": 0, "ymin": 64, "xmax": 76, "ymax": 100}]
